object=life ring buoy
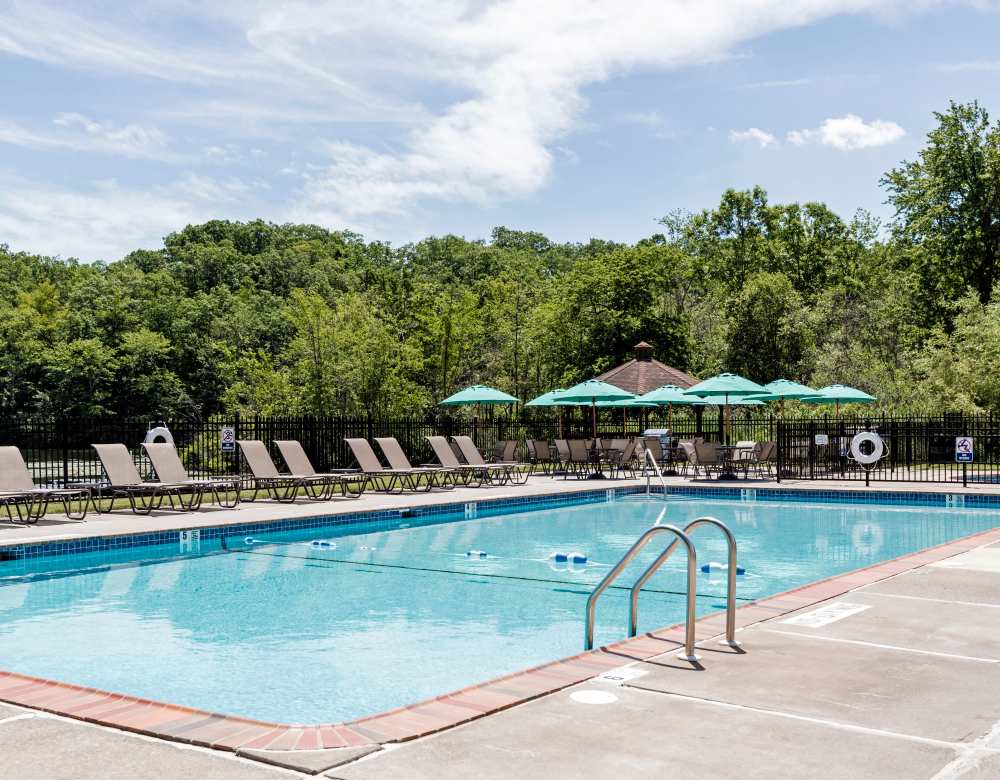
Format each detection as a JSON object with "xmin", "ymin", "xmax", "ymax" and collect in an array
[
  {"xmin": 143, "ymin": 426, "xmax": 174, "ymax": 445},
  {"xmin": 850, "ymin": 431, "xmax": 884, "ymax": 466}
]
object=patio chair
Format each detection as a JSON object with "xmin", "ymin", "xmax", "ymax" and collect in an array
[
  {"xmin": 142, "ymin": 442, "xmax": 241, "ymax": 508},
  {"xmin": 449, "ymin": 439, "xmax": 467, "ymax": 464},
  {"xmin": 643, "ymin": 437, "xmax": 669, "ymax": 468},
  {"xmin": 692, "ymin": 441, "xmax": 723, "ymax": 478},
  {"xmin": 91, "ymin": 443, "xmax": 190, "ymax": 514},
  {"xmin": 374, "ymin": 437, "xmax": 456, "ymax": 490},
  {"xmin": 425, "ymin": 436, "xmax": 503, "ymax": 487},
  {"xmin": 0, "ymin": 446, "xmax": 90, "ymax": 524},
  {"xmin": 553, "ymin": 439, "xmax": 571, "ymax": 468},
  {"xmin": 452, "ymin": 436, "xmax": 528, "ymax": 484},
  {"xmin": 731, "ymin": 441, "xmax": 757, "ymax": 477},
  {"xmin": 750, "ymin": 441, "xmax": 777, "ymax": 478},
  {"xmin": 564, "ymin": 439, "xmax": 593, "ymax": 479},
  {"xmin": 344, "ymin": 438, "xmax": 430, "ymax": 493},
  {"xmin": 528, "ymin": 439, "xmax": 556, "ymax": 475},
  {"xmin": 275, "ymin": 440, "xmax": 368, "ymax": 498},
  {"xmin": 606, "ymin": 440, "xmax": 639, "ymax": 479},
  {"xmin": 238, "ymin": 440, "xmax": 337, "ymax": 503}
]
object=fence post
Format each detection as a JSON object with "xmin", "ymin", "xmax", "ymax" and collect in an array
[
  {"xmin": 776, "ymin": 419, "xmax": 783, "ymax": 483},
  {"xmin": 808, "ymin": 420, "xmax": 816, "ymax": 480},
  {"xmin": 61, "ymin": 416, "xmax": 70, "ymax": 488}
]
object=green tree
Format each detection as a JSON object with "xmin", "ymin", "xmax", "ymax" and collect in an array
[
  {"xmin": 883, "ymin": 100, "xmax": 1000, "ymax": 306},
  {"xmin": 725, "ymin": 272, "xmax": 812, "ymax": 383}
]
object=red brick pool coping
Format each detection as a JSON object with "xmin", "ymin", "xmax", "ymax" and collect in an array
[{"xmin": 2, "ymin": 522, "xmax": 999, "ymax": 754}]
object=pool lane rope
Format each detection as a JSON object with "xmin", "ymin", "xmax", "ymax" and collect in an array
[{"xmin": 235, "ymin": 540, "xmax": 750, "ymax": 602}]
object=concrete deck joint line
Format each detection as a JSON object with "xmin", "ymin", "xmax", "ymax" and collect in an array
[
  {"xmin": 860, "ymin": 591, "xmax": 1000, "ymax": 609},
  {"xmin": 622, "ymin": 686, "xmax": 1000, "ymax": 753},
  {"xmin": 763, "ymin": 629, "xmax": 1000, "ymax": 664}
]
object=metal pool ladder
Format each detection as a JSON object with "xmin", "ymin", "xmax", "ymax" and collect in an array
[
  {"xmin": 583, "ymin": 517, "xmax": 740, "ymax": 662},
  {"xmin": 643, "ymin": 448, "xmax": 667, "ymax": 499}
]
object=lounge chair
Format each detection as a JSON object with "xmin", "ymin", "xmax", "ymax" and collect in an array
[
  {"xmin": 344, "ymin": 438, "xmax": 430, "ymax": 493},
  {"xmin": 274, "ymin": 440, "xmax": 367, "ymax": 498},
  {"xmin": 0, "ymin": 446, "xmax": 91, "ymax": 523},
  {"xmin": 452, "ymin": 436, "xmax": 528, "ymax": 484},
  {"xmin": 374, "ymin": 437, "xmax": 456, "ymax": 489},
  {"xmin": 238, "ymin": 440, "xmax": 340, "ymax": 502},
  {"xmin": 91, "ymin": 443, "xmax": 190, "ymax": 514},
  {"xmin": 142, "ymin": 442, "xmax": 241, "ymax": 508},
  {"xmin": 491, "ymin": 440, "xmax": 518, "ymax": 463},
  {"xmin": 425, "ymin": 436, "xmax": 501, "ymax": 487}
]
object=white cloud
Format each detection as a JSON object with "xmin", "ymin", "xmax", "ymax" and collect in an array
[
  {"xmin": 729, "ymin": 127, "xmax": 777, "ymax": 148},
  {"xmin": 0, "ymin": 113, "xmax": 172, "ymax": 160},
  {"xmin": 0, "ymin": 180, "xmax": 207, "ymax": 261},
  {"xmin": 0, "ymin": 1, "xmax": 963, "ymax": 257},
  {"xmin": 787, "ymin": 114, "xmax": 906, "ymax": 150},
  {"xmin": 0, "ymin": 169, "xmax": 279, "ymax": 260}
]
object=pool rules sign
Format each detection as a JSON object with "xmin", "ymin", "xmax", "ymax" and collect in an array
[{"xmin": 955, "ymin": 436, "xmax": 974, "ymax": 463}]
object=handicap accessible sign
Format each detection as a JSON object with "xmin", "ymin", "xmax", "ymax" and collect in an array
[{"xmin": 955, "ymin": 436, "xmax": 974, "ymax": 463}]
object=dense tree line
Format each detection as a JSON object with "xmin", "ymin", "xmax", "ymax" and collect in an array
[{"xmin": 1, "ymin": 101, "xmax": 998, "ymax": 420}]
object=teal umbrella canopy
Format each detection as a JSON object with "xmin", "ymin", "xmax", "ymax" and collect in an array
[
  {"xmin": 728, "ymin": 397, "xmax": 765, "ymax": 406},
  {"xmin": 558, "ymin": 379, "xmax": 635, "ymax": 404},
  {"xmin": 682, "ymin": 373, "xmax": 766, "ymax": 399},
  {"xmin": 596, "ymin": 398, "xmax": 657, "ymax": 408},
  {"xmin": 524, "ymin": 389, "xmax": 567, "ymax": 407},
  {"xmin": 439, "ymin": 385, "xmax": 519, "ymax": 406},
  {"xmin": 638, "ymin": 384, "xmax": 709, "ymax": 406},
  {"xmin": 801, "ymin": 384, "xmax": 876, "ymax": 405},
  {"xmin": 746, "ymin": 378, "xmax": 817, "ymax": 402}
]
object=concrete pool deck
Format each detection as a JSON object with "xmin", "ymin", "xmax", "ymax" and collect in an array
[{"xmin": 4, "ymin": 476, "xmax": 1000, "ymax": 777}]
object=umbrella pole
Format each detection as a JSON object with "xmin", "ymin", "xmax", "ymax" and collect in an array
[{"xmin": 591, "ymin": 400, "xmax": 597, "ymax": 440}]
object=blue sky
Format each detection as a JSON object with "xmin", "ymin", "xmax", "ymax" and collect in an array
[{"xmin": 0, "ymin": 0, "xmax": 998, "ymax": 261}]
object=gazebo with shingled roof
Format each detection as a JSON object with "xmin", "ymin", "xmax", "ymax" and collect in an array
[{"xmin": 596, "ymin": 341, "xmax": 698, "ymax": 394}]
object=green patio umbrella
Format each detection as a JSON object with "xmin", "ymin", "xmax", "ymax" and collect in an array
[
  {"xmin": 558, "ymin": 379, "xmax": 635, "ymax": 438},
  {"xmin": 525, "ymin": 389, "xmax": 568, "ymax": 437},
  {"xmin": 524, "ymin": 389, "xmax": 567, "ymax": 407},
  {"xmin": 745, "ymin": 378, "xmax": 818, "ymax": 417},
  {"xmin": 801, "ymin": 384, "xmax": 876, "ymax": 417},
  {"xmin": 637, "ymin": 384, "xmax": 708, "ymax": 431},
  {"xmin": 682, "ymin": 373, "xmax": 766, "ymax": 444},
  {"xmin": 439, "ymin": 385, "xmax": 519, "ymax": 406}
]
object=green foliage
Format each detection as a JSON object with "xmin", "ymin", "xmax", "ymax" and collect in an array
[
  {"xmin": 1, "ymin": 101, "xmax": 998, "ymax": 419},
  {"xmin": 883, "ymin": 100, "xmax": 1000, "ymax": 307}
]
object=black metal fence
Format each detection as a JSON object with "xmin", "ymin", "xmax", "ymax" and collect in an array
[
  {"xmin": 775, "ymin": 415, "xmax": 1000, "ymax": 485},
  {"xmin": 4, "ymin": 412, "xmax": 998, "ymax": 488},
  {"xmin": 1, "ymin": 411, "xmax": 769, "ymax": 487}
]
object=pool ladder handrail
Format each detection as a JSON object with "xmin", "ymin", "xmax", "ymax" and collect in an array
[
  {"xmin": 629, "ymin": 516, "xmax": 741, "ymax": 649},
  {"xmin": 584, "ymin": 524, "xmax": 699, "ymax": 661},
  {"xmin": 644, "ymin": 448, "xmax": 667, "ymax": 499}
]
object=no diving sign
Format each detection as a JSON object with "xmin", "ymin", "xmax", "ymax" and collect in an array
[{"xmin": 955, "ymin": 437, "xmax": 974, "ymax": 464}]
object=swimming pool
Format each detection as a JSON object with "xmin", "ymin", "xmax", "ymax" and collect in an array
[{"xmin": 1, "ymin": 490, "xmax": 998, "ymax": 724}]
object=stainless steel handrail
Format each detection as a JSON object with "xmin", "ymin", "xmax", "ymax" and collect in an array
[
  {"xmin": 628, "ymin": 516, "xmax": 740, "ymax": 648},
  {"xmin": 584, "ymin": 525, "xmax": 699, "ymax": 661},
  {"xmin": 644, "ymin": 448, "xmax": 667, "ymax": 499}
]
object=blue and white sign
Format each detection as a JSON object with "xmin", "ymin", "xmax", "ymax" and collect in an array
[
  {"xmin": 220, "ymin": 426, "xmax": 236, "ymax": 452},
  {"xmin": 955, "ymin": 436, "xmax": 974, "ymax": 463}
]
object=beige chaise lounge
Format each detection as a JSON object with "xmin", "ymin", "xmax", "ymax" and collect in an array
[
  {"xmin": 142, "ymin": 442, "xmax": 241, "ymax": 508},
  {"xmin": 0, "ymin": 446, "xmax": 91, "ymax": 523}
]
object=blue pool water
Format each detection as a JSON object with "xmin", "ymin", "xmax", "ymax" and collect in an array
[{"xmin": 0, "ymin": 493, "xmax": 998, "ymax": 723}]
